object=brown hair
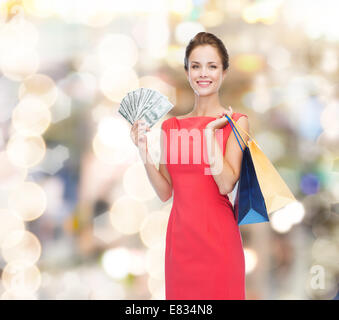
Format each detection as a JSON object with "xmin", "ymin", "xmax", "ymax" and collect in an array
[{"xmin": 184, "ymin": 32, "xmax": 229, "ymax": 71}]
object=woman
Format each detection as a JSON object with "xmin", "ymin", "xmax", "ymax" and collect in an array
[{"xmin": 130, "ymin": 32, "xmax": 249, "ymax": 299}]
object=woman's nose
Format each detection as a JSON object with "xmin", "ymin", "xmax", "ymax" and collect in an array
[{"xmin": 200, "ymin": 68, "xmax": 208, "ymax": 76}]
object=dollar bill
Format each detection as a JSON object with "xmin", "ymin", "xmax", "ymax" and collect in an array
[{"xmin": 118, "ymin": 88, "xmax": 174, "ymax": 127}]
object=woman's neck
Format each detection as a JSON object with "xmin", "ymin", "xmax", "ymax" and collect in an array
[{"xmin": 190, "ymin": 95, "xmax": 224, "ymax": 116}]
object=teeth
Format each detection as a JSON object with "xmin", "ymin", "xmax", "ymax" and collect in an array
[{"xmin": 198, "ymin": 82, "xmax": 211, "ymax": 84}]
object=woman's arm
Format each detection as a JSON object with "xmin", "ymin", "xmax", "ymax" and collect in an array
[
  {"xmin": 131, "ymin": 120, "xmax": 173, "ymax": 202},
  {"xmin": 204, "ymin": 116, "xmax": 249, "ymax": 195},
  {"xmin": 143, "ymin": 127, "xmax": 173, "ymax": 202}
]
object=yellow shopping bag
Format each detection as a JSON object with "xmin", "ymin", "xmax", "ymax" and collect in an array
[{"xmin": 228, "ymin": 116, "xmax": 297, "ymax": 215}]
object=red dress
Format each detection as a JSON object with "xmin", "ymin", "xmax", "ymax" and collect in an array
[{"xmin": 161, "ymin": 112, "xmax": 247, "ymax": 300}]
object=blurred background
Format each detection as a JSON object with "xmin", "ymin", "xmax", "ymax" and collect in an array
[{"xmin": 0, "ymin": 0, "xmax": 338, "ymax": 300}]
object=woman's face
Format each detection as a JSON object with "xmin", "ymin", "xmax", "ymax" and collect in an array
[{"xmin": 185, "ymin": 45, "xmax": 227, "ymax": 97}]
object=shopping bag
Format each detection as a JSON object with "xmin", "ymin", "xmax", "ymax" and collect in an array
[
  {"xmin": 226, "ymin": 115, "xmax": 269, "ymax": 225},
  {"xmin": 226, "ymin": 115, "xmax": 297, "ymax": 215}
]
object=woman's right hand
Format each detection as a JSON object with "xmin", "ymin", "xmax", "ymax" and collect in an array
[{"xmin": 130, "ymin": 119, "xmax": 150, "ymax": 151}]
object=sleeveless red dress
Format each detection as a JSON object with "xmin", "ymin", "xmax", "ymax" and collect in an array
[{"xmin": 161, "ymin": 112, "xmax": 248, "ymax": 300}]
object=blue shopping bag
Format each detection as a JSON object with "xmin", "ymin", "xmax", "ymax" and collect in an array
[{"xmin": 226, "ymin": 115, "xmax": 269, "ymax": 225}]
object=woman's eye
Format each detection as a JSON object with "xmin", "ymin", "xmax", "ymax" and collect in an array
[{"xmin": 192, "ymin": 65, "xmax": 216, "ymax": 69}]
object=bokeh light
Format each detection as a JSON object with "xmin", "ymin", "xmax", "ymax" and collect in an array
[
  {"xmin": 101, "ymin": 247, "xmax": 131, "ymax": 280},
  {"xmin": 99, "ymin": 66, "xmax": 139, "ymax": 103},
  {"xmin": 109, "ymin": 196, "xmax": 148, "ymax": 235},
  {"xmin": 1, "ymin": 230, "xmax": 41, "ymax": 266},
  {"xmin": 175, "ymin": 21, "xmax": 205, "ymax": 45},
  {"xmin": 0, "ymin": 209, "xmax": 25, "ymax": 246},
  {"xmin": 123, "ymin": 163, "xmax": 157, "ymax": 201},
  {"xmin": 0, "ymin": 151, "xmax": 27, "ymax": 190},
  {"xmin": 1, "ymin": 261, "xmax": 41, "ymax": 295},
  {"xmin": 147, "ymin": 276, "xmax": 165, "ymax": 300},
  {"xmin": 244, "ymin": 248, "xmax": 258, "ymax": 274},
  {"xmin": 139, "ymin": 210, "xmax": 169, "ymax": 248},
  {"xmin": 145, "ymin": 242, "xmax": 165, "ymax": 280},
  {"xmin": 18, "ymin": 74, "xmax": 58, "ymax": 107},
  {"xmin": 98, "ymin": 33, "xmax": 138, "ymax": 69},
  {"xmin": 270, "ymin": 201, "xmax": 305, "ymax": 233},
  {"xmin": 8, "ymin": 181, "xmax": 47, "ymax": 221},
  {"xmin": 22, "ymin": 0, "xmax": 55, "ymax": 18},
  {"xmin": 12, "ymin": 96, "xmax": 51, "ymax": 136},
  {"xmin": 0, "ymin": 49, "xmax": 39, "ymax": 82},
  {"xmin": 234, "ymin": 54, "xmax": 264, "ymax": 73},
  {"xmin": 6, "ymin": 134, "xmax": 46, "ymax": 168},
  {"xmin": 93, "ymin": 116, "xmax": 136, "ymax": 165}
]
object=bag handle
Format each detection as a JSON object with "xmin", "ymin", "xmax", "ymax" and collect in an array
[
  {"xmin": 225, "ymin": 114, "xmax": 260, "ymax": 152},
  {"xmin": 226, "ymin": 115, "xmax": 246, "ymax": 152}
]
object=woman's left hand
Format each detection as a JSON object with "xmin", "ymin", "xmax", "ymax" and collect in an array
[{"xmin": 205, "ymin": 106, "xmax": 233, "ymax": 131}]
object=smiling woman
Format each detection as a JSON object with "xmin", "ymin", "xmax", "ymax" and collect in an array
[
  {"xmin": 161, "ymin": 32, "xmax": 247, "ymax": 300},
  {"xmin": 181, "ymin": 33, "xmax": 230, "ymax": 116},
  {"xmin": 131, "ymin": 32, "xmax": 248, "ymax": 300}
]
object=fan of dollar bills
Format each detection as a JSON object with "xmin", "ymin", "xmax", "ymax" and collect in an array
[{"xmin": 118, "ymin": 88, "xmax": 174, "ymax": 128}]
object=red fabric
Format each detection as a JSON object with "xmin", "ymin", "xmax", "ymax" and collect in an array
[{"xmin": 161, "ymin": 112, "xmax": 248, "ymax": 300}]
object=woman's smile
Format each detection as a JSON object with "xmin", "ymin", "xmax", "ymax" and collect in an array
[{"xmin": 197, "ymin": 80, "xmax": 212, "ymax": 88}]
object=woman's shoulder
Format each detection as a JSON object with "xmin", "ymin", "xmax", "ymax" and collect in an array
[
  {"xmin": 233, "ymin": 112, "xmax": 248, "ymax": 121},
  {"xmin": 161, "ymin": 116, "xmax": 176, "ymax": 129}
]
